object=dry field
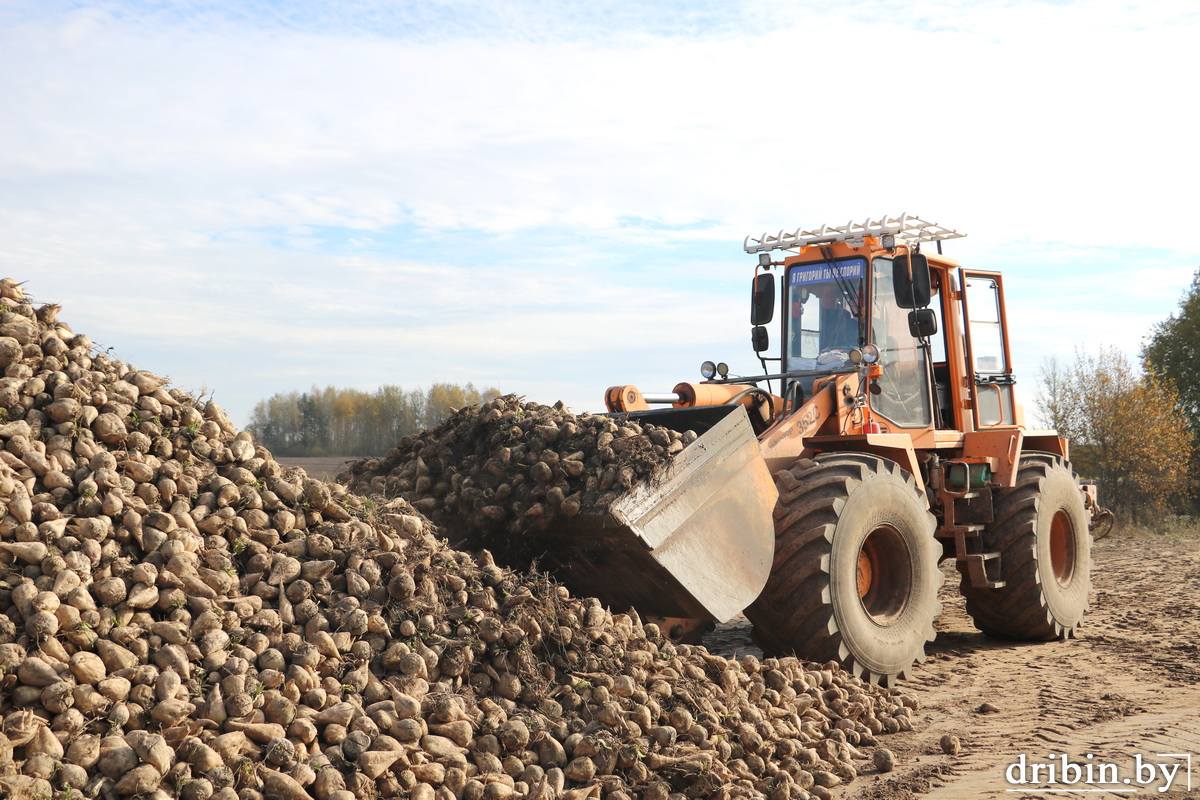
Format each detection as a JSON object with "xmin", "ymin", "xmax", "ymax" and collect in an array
[
  {"xmin": 708, "ymin": 532, "xmax": 1200, "ymax": 800},
  {"xmin": 277, "ymin": 456, "xmax": 362, "ymax": 481}
]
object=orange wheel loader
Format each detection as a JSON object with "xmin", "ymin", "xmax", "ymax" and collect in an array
[{"xmin": 539, "ymin": 215, "xmax": 1106, "ymax": 685}]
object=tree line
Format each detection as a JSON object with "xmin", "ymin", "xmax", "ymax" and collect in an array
[
  {"xmin": 246, "ymin": 383, "xmax": 500, "ymax": 457},
  {"xmin": 1039, "ymin": 268, "xmax": 1200, "ymax": 518}
]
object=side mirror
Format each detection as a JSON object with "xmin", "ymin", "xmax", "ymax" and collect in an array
[
  {"xmin": 751, "ymin": 274, "xmax": 775, "ymax": 325},
  {"xmin": 893, "ymin": 253, "xmax": 931, "ymax": 309},
  {"xmin": 751, "ymin": 326, "xmax": 770, "ymax": 352},
  {"xmin": 908, "ymin": 308, "xmax": 938, "ymax": 339}
]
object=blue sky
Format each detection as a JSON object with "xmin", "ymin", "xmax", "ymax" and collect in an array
[{"xmin": 3, "ymin": 0, "xmax": 1198, "ymax": 430}]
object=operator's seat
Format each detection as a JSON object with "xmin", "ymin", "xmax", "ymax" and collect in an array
[{"xmin": 822, "ymin": 307, "xmax": 858, "ymax": 350}]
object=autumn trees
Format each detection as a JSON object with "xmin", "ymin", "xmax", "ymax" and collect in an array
[
  {"xmin": 1038, "ymin": 348, "xmax": 1194, "ymax": 515},
  {"xmin": 1037, "ymin": 267, "xmax": 1200, "ymax": 517},
  {"xmin": 246, "ymin": 382, "xmax": 500, "ymax": 456},
  {"xmin": 1144, "ymin": 269, "xmax": 1200, "ymax": 440}
]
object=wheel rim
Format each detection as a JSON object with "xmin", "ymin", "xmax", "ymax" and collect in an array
[
  {"xmin": 856, "ymin": 525, "xmax": 913, "ymax": 625},
  {"xmin": 1049, "ymin": 509, "xmax": 1076, "ymax": 586}
]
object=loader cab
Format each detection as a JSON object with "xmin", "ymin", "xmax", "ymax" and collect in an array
[
  {"xmin": 776, "ymin": 249, "xmax": 937, "ymax": 432},
  {"xmin": 749, "ymin": 216, "xmax": 1021, "ymax": 438}
]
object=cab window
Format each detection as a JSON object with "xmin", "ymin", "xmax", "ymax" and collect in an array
[{"xmin": 785, "ymin": 257, "xmax": 864, "ymax": 372}]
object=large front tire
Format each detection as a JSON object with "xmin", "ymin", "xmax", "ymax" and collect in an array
[
  {"xmin": 745, "ymin": 453, "xmax": 942, "ymax": 685},
  {"xmin": 961, "ymin": 455, "xmax": 1092, "ymax": 639}
]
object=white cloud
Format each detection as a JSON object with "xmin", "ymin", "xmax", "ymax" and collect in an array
[
  {"xmin": 2, "ymin": 0, "xmax": 1198, "ymax": 428},
  {"xmin": 7, "ymin": 3, "xmax": 1199, "ymax": 244}
]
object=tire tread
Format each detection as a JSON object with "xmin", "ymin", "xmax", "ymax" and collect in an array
[
  {"xmin": 961, "ymin": 455, "xmax": 1091, "ymax": 640},
  {"xmin": 747, "ymin": 453, "xmax": 941, "ymax": 684}
]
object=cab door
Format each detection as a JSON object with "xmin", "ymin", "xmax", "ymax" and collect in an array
[{"xmin": 960, "ymin": 270, "xmax": 1017, "ymax": 428}]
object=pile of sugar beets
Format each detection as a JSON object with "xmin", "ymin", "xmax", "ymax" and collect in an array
[
  {"xmin": 0, "ymin": 278, "xmax": 920, "ymax": 800},
  {"xmin": 339, "ymin": 397, "xmax": 701, "ymax": 568}
]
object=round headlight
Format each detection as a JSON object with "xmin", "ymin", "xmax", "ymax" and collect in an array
[
  {"xmin": 717, "ymin": 362, "xmax": 729, "ymax": 378},
  {"xmin": 861, "ymin": 343, "xmax": 881, "ymax": 364},
  {"xmin": 700, "ymin": 360, "xmax": 717, "ymax": 379}
]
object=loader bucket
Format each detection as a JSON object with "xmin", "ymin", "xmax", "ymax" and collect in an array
[{"xmin": 537, "ymin": 403, "xmax": 777, "ymax": 622}]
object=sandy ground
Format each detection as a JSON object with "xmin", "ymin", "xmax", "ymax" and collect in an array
[
  {"xmin": 704, "ymin": 532, "xmax": 1200, "ymax": 800},
  {"xmin": 285, "ymin": 453, "xmax": 1199, "ymax": 799}
]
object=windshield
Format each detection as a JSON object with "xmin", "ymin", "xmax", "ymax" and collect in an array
[{"xmin": 785, "ymin": 257, "xmax": 865, "ymax": 373}]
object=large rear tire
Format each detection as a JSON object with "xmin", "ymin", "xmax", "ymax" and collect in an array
[
  {"xmin": 961, "ymin": 455, "xmax": 1091, "ymax": 639},
  {"xmin": 745, "ymin": 453, "xmax": 942, "ymax": 685}
]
